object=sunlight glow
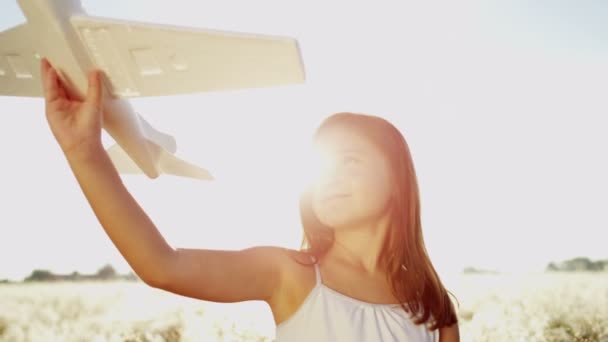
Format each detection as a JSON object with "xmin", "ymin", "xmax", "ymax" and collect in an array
[{"xmin": 1, "ymin": 0, "xmax": 606, "ymax": 281}]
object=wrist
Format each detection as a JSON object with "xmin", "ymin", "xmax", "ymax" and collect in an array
[{"xmin": 64, "ymin": 139, "xmax": 105, "ymax": 164}]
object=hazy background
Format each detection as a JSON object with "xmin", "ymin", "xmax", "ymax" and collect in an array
[{"xmin": 1, "ymin": 0, "xmax": 606, "ymax": 281}]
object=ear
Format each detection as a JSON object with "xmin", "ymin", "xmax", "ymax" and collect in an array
[{"xmin": 286, "ymin": 248, "xmax": 317, "ymax": 265}]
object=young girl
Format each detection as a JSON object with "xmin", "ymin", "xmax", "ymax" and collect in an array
[{"xmin": 39, "ymin": 58, "xmax": 460, "ymax": 341}]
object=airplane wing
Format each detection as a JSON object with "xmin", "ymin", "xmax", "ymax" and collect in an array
[
  {"xmin": 70, "ymin": 15, "xmax": 306, "ymax": 98},
  {"xmin": 0, "ymin": 24, "xmax": 44, "ymax": 97}
]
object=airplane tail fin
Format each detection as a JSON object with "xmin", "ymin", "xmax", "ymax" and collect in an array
[
  {"xmin": 106, "ymin": 142, "xmax": 213, "ymax": 180},
  {"xmin": 136, "ymin": 113, "xmax": 177, "ymax": 153},
  {"xmin": 157, "ymin": 146, "xmax": 214, "ymax": 180},
  {"xmin": 106, "ymin": 143, "xmax": 142, "ymax": 174}
]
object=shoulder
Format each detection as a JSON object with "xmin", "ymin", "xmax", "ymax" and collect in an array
[
  {"xmin": 249, "ymin": 246, "xmax": 317, "ymax": 296},
  {"xmin": 259, "ymin": 247, "xmax": 318, "ymax": 325},
  {"xmin": 271, "ymin": 246, "xmax": 318, "ymax": 289}
]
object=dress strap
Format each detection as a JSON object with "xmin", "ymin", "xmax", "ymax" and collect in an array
[{"xmin": 314, "ymin": 263, "xmax": 323, "ymax": 286}]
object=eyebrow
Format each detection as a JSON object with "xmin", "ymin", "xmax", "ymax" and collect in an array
[{"xmin": 335, "ymin": 148, "xmax": 365, "ymax": 155}]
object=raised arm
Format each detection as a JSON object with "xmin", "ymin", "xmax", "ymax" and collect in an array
[
  {"xmin": 40, "ymin": 59, "xmax": 315, "ymax": 303},
  {"xmin": 40, "ymin": 58, "xmax": 171, "ymax": 285}
]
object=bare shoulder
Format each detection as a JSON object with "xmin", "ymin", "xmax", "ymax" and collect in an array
[
  {"xmin": 266, "ymin": 247, "xmax": 318, "ymax": 325},
  {"xmin": 268, "ymin": 245, "xmax": 318, "ymax": 297},
  {"xmin": 438, "ymin": 323, "xmax": 460, "ymax": 342}
]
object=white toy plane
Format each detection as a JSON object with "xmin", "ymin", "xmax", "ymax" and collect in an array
[{"xmin": 0, "ymin": 0, "xmax": 306, "ymax": 180}]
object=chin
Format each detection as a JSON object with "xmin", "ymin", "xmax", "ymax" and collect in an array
[
  {"xmin": 317, "ymin": 213, "xmax": 358, "ymax": 230},
  {"xmin": 313, "ymin": 201, "xmax": 363, "ymax": 230}
]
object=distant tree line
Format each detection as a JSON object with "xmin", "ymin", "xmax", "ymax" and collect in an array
[
  {"xmin": 461, "ymin": 256, "xmax": 608, "ymax": 274},
  {"xmin": 462, "ymin": 266, "xmax": 500, "ymax": 274},
  {"xmin": 0, "ymin": 264, "xmax": 141, "ymax": 283},
  {"xmin": 546, "ymin": 257, "xmax": 608, "ymax": 272}
]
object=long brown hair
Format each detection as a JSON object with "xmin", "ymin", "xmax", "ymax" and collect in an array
[{"xmin": 299, "ymin": 112, "xmax": 459, "ymax": 331}]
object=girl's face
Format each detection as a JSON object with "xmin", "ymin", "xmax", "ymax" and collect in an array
[{"xmin": 311, "ymin": 127, "xmax": 394, "ymax": 230}]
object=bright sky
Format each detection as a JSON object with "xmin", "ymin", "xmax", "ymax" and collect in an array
[{"xmin": 1, "ymin": 0, "xmax": 607, "ymax": 281}]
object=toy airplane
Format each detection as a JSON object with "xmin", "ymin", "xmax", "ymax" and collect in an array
[{"xmin": 0, "ymin": 0, "xmax": 306, "ymax": 180}]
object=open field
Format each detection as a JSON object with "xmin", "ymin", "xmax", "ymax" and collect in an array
[
  {"xmin": 443, "ymin": 272, "xmax": 608, "ymax": 341},
  {"xmin": 1, "ymin": 272, "xmax": 607, "ymax": 341}
]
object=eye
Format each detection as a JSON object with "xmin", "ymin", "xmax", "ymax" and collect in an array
[{"xmin": 343, "ymin": 155, "xmax": 360, "ymax": 165}]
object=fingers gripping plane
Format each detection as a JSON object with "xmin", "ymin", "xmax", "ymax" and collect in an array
[{"xmin": 0, "ymin": 0, "xmax": 306, "ymax": 180}]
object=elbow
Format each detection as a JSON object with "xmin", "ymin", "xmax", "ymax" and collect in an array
[
  {"xmin": 141, "ymin": 271, "xmax": 167, "ymax": 289},
  {"xmin": 139, "ymin": 252, "xmax": 176, "ymax": 289}
]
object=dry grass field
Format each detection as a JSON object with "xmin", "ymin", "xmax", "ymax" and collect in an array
[{"xmin": 1, "ymin": 272, "xmax": 607, "ymax": 341}]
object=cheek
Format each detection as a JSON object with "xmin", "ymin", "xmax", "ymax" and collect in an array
[
  {"xmin": 356, "ymin": 175, "xmax": 392, "ymax": 214},
  {"xmin": 352, "ymin": 159, "xmax": 394, "ymax": 212}
]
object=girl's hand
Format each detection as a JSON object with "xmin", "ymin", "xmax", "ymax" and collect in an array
[
  {"xmin": 288, "ymin": 248, "xmax": 318, "ymax": 265},
  {"xmin": 40, "ymin": 58, "xmax": 104, "ymax": 160}
]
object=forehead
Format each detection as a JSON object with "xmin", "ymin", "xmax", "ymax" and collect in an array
[{"xmin": 314, "ymin": 126, "xmax": 380, "ymax": 156}]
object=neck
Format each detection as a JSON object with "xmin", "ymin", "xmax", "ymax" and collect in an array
[{"xmin": 326, "ymin": 209, "xmax": 392, "ymax": 276}]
